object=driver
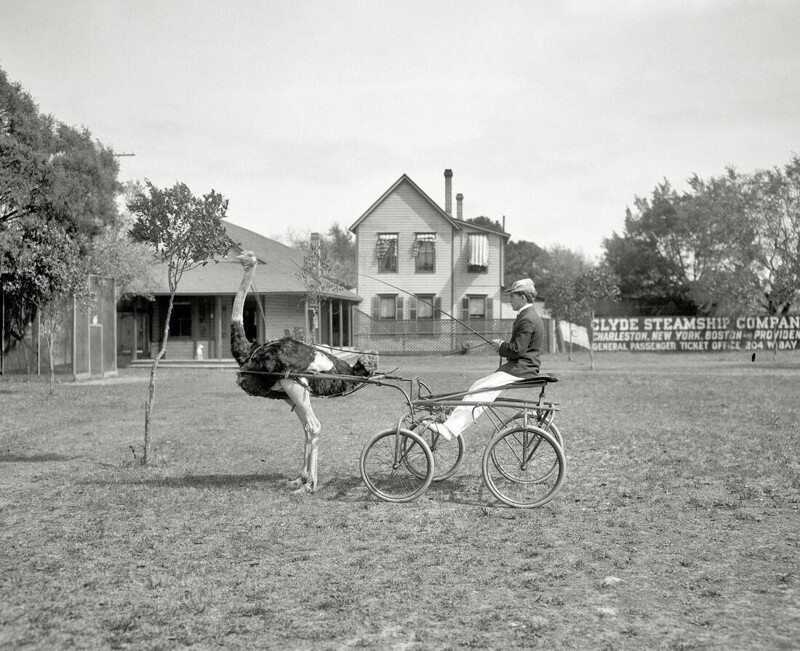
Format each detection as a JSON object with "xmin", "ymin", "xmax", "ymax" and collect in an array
[{"xmin": 428, "ymin": 278, "xmax": 544, "ymax": 440}]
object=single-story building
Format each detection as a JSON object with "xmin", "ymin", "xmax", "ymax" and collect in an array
[{"xmin": 118, "ymin": 222, "xmax": 362, "ymax": 363}]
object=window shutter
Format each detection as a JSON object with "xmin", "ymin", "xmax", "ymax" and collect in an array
[
  {"xmin": 396, "ymin": 296, "xmax": 404, "ymax": 320},
  {"xmin": 409, "ymin": 296, "xmax": 417, "ymax": 320},
  {"xmin": 486, "ymin": 298, "xmax": 494, "ymax": 321},
  {"xmin": 371, "ymin": 296, "xmax": 379, "ymax": 320},
  {"xmin": 434, "ymin": 296, "xmax": 442, "ymax": 320},
  {"xmin": 461, "ymin": 297, "xmax": 469, "ymax": 321}
]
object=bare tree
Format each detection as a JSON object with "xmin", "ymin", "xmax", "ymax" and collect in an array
[
  {"xmin": 296, "ymin": 232, "xmax": 340, "ymax": 344},
  {"xmin": 546, "ymin": 266, "xmax": 619, "ymax": 369},
  {"xmin": 128, "ymin": 180, "xmax": 233, "ymax": 463}
]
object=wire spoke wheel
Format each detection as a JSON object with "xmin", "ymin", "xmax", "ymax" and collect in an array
[
  {"xmin": 491, "ymin": 422, "xmax": 562, "ymax": 484},
  {"xmin": 499, "ymin": 411, "xmax": 564, "ymax": 452},
  {"xmin": 482, "ymin": 426, "xmax": 565, "ymax": 508},
  {"xmin": 406, "ymin": 417, "xmax": 465, "ymax": 481},
  {"xmin": 360, "ymin": 428, "xmax": 434, "ymax": 503}
]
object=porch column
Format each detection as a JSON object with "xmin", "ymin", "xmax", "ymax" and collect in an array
[
  {"xmin": 304, "ymin": 299, "xmax": 311, "ymax": 343},
  {"xmin": 336, "ymin": 301, "xmax": 344, "ymax": 347},
  {"xmin": 132, "ymin": 301, "xmax": 138, "ymax": 362},
  {"xmin": 328, "ymin": 301, "xmax": 334, "ymax": 347},
  {"xmin": 215, "ymin": 295, "xmax": 222, "ymax": 360},
  {"xmin": 344, "ymin": 303, "xmax": 351, "ymax": 347}
]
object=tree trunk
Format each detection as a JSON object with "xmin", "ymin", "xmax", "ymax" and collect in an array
[
  {"xmin": 311, "ymin": 301, "xmax": 320, "ymax": 344},
  {"xmin": 143, "ymin": 292, "xmax": 175, "ymax": 465},
  {"xmin": 39, "ymin": 309, "xmax": 57, "ymax": 394},
  {"xmin": 568, "ymin": 326, "xmax": 574, "ymax": 362},
  {"xmin": 48, "ymin": 335, "xmax": 55, "ymax": 395},
  {"xmin": 772, "ymin": 322, "xmax": 779, "ymax": 360}
]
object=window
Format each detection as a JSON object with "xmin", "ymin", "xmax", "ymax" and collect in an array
[
  {"xmin": 467, "ymin": 233, "xmax": 489, "ymax": 273},
  {"xmin": 468, "ymin": 295, "xmax": 486, "ymax": 319},
  {"xmin": 379, "ymin": 294, "xmax": 397, "ymax": 320},
  {"xmin": 169, "ymin": 301, "xmax": 192, "ymax": 337},
  {"xmin": 461, "ymin": 295, "xmax": 494, "ymax": 320},
  {"xmin": 371, "ymin": 294, "xmax": 403, "ymax": 320},
  {"xmin": 414, "ymin": 295, "xmax": 435, "ymax": 319},
  {"xmin": 414, "ymin": 233, "xmax": 436, "ymax": 273},
  {"xmin": 376, "ymin": 233, "xmax": 398, "ymax": 272}
]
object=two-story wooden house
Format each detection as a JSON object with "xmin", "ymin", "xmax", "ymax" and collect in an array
[{"xmin": 349, "ymin": 169, "xmax": 510, "ymax": 353}]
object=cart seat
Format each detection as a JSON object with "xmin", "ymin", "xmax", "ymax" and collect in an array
[{"xmin": 511, "ymin": 373, "xmax": 558, "ymax": 386}]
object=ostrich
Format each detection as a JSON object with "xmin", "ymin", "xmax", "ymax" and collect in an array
[{"xmin": 230, "ymin": 250, "xmax": 376, "ymax": 493}]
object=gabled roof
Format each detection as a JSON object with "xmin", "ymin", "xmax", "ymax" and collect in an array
[
  {"xmin": 452, "ymin": 217, "xmax": 510, "ymax": 238},
  {"xmin": 349, "ymin": 174, "xmax": 461, "ymax": 233},
  {"xmin": 146, "ymin": 221, "xmax": 361, "ymax": 301},
  {"xmin": 348, "ymin": 173, "xmax": 510, "ymax": 238}
]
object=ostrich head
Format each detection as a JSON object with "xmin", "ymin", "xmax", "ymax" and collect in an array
[{"xmin": 237, "ymin": 250, "xmax": 258, "ymax": 269}]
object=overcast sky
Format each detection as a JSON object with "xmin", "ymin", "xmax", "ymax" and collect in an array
[{"xmin": 2, "ymin": 0, "xmax": 799, "ymax": 259}]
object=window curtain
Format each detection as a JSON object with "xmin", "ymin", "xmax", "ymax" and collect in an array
[
  {"xmin": 468, "ymin": 234, "xmax": 489, "ymax": 268},
  {"xmin": 376, "ymin": 234, "xmax": 396, "ymax": 259},
  {"xmin": 413, "ymin": 233, "xmax": 436, "ymax": 256}
]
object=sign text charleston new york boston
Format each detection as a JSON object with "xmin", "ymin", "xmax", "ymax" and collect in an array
[{"xmin": 592, "ymin": 316, "xmax": 800, "ymax": 353}]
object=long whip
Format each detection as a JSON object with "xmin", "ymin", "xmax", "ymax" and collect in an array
[{"xmin": 358, "ymin": 273, "xmax": 494, "ymax": 345}]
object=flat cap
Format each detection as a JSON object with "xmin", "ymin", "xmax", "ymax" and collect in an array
[{"xmin": 504, "ymin": 278, "xmax": 536, "ymax": 294}]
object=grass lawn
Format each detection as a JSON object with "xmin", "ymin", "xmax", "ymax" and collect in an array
[{"xmin": 1, "ymin": 351, "xmax": 799, "ymax": 649}]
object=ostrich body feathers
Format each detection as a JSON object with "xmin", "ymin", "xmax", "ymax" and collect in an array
[
  {"xmin": 231, "ymin": 324, "xmax": 374, "ymax": 398},
  {"xmin": 228, "ymin": 249, "xmax": 379, "ymax": 493}
]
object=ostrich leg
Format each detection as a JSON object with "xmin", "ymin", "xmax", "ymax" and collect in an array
[
  {"xmin": 286, "ymin": 426, "xmax": 311, "ymax": 490},
  {"xmin": 280, "ymin": 379, "xmax": 321, "ymax": 493}
]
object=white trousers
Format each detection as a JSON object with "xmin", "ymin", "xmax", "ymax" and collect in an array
[{"xmin": 440, "ymin": 371, "xmax": 520, "ymax": 437}]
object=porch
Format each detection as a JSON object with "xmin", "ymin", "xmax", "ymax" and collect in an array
[{"xmin": 118, "ymin": 293, "xmax": 359, "ymax": 364}]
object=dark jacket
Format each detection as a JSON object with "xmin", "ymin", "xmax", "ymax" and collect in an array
[{"xmin": 498, "ymin": 305, "xmax": 543, "ymax": 378}]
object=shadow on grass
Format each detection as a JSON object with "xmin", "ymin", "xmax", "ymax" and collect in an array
[
  {"xmin": 0, "ymin": 453, "xmax": 79, "ymax": 463},
  {"xmin": 85, "ymin": 472, "xmax": 289, "ymax": 488},
  {"xmin": 151, "ymin": 473, "xmax": 292, "ymax": 488},
  {"xmin": 324, "ymin": 473, "xmax": 498, "ymax": 508},
  {"xmin": 323, "ymin": 475, "xmax": 371, "ymax": 501},
  {"xmin": 427, "ymin": 475, "xmax": 500, "ymax": 508}
]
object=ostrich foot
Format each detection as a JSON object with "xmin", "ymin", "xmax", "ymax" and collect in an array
[
  {"xmin": 292, "ymin": 481, "xmax": 316, "ymax": 495},
  {"xmin": 287, "ymin": 476, "xmax": 306, "ymax": 489}
]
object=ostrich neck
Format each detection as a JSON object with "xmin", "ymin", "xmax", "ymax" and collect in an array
[{"xmin": 232, "ymin": 264, "xmax": 258, "ymax": 323}]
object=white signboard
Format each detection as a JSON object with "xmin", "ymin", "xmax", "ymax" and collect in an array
[{"xmin": 591, "ymin": 316, "xmax": 800, "ymax": 352}]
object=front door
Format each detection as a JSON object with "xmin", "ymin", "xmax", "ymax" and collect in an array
[{"xmin": 119, "ymin": 311, "xmax": 150, "ymax": 360}]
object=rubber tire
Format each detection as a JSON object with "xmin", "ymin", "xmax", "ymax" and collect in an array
[
  {"xmin": 360, "ymin": 428, "xmax": 434, "ymax": 503},
  {"xmin": 407, "ymin": 417, "xmax": 466, "ymax": 481},
  {"xmin": 481, "ymin": 426, "xmax": 566, "ymax": 508}
]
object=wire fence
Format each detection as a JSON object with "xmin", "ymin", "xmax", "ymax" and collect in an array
[
  {"xmin": 1, "ymin": 276, "xmax": 116, "ymax": 378},
  {"xmin": 351, "ymin": 309, "xmax": 556, "ymax": 355}
]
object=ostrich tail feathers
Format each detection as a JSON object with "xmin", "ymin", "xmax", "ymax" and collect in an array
[{"xmin": 230, "ymin": 322, "xmax": 253, "ymax": 366}]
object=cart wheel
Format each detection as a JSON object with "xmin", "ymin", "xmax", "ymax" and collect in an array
[
  {"xmin": 360, "ymin": 428, "xmax": 434, "ymax": 503},
  {"xmin": 407, "ymin": 417, "xmax": 465, "ymax": 481},
  {"xmin": 499, "ymin": 412, "xmax": 564, "ymax": 451},
  {"xmin": 482, "ymin": 426, "xmax": 565, "ymax": 508}
]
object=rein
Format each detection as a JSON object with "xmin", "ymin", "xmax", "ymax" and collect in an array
[{"xmin": 235, "ymin": 368, "xmax": 402, "ymax": 399}]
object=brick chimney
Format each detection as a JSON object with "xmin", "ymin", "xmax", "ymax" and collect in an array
[
  {"xmin": 444, "ymin": 169, "xmax": 453, "ymax": 215},
  {"xmin": 456, "ymin": 193, "xmax": 463, "ymax": 220}
]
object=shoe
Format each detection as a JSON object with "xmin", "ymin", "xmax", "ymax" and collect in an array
[{"xmin": 426, "ymin": 422, "xmax": 453, "ymax": 441}]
